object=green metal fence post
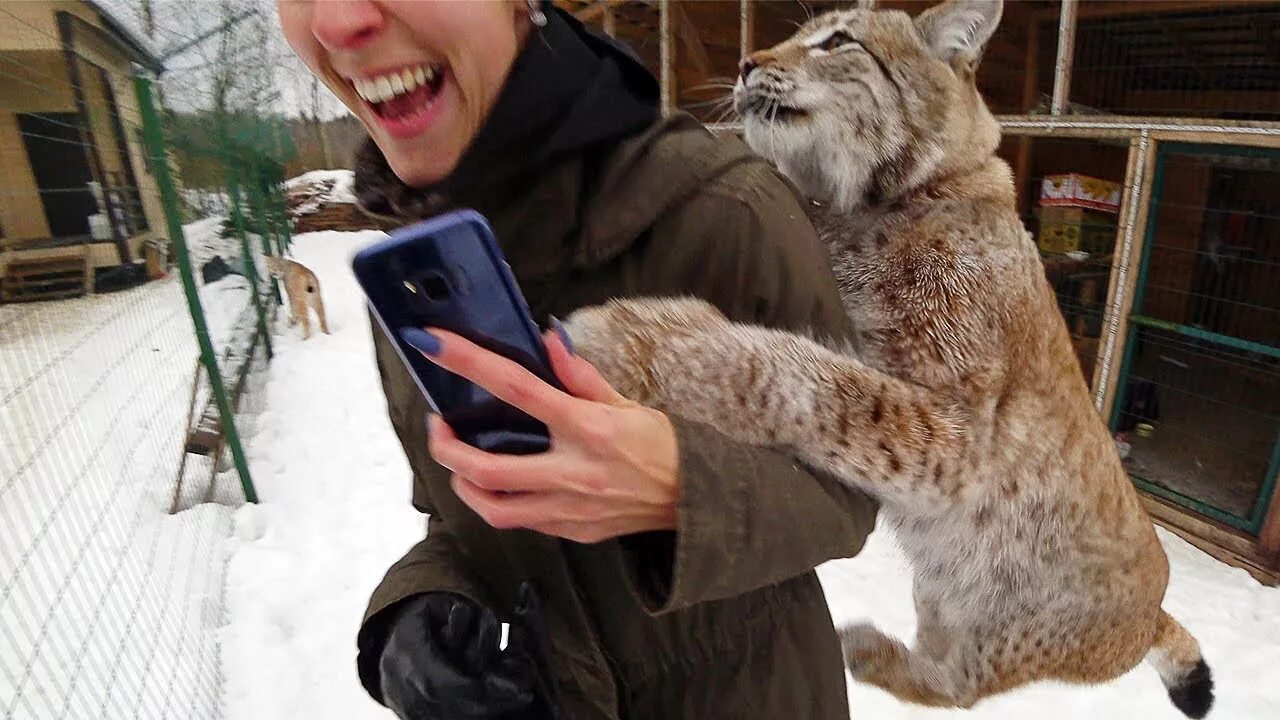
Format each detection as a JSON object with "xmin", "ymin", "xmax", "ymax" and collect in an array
[
  {"xmin": 270, "ymin": 120, "xmax": 295, "ymax": 253},
  {"xmin": 247, "ymin": 158, "xmax": 283, "ymax": 306},
  {"xmin": 273, "ymin": 162, "xmax": 293, "ymax": 255},
  {"xmin": 135, "ymin": 75, "xmax": 258, "ymax": 504},
  {"xmin": 226, "ymin": 158, "xmax": 275, "ymax": 361}
]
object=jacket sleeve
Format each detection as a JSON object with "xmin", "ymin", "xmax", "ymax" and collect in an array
[
  {"xmin": 354, "ymin": 314, "xmax": 495, "ymax": 701},
  {"xmin": 619, "ymin": 161, "xmax": 878, "ymax": 614},
  {"xmin": 355, "ymin": 514, "xmax": 495, "ymax": 703}
]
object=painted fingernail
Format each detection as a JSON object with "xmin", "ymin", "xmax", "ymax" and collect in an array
[
  {"xmin": 400, "ymin": 327, "xmax": 441, "ymax": 356},
  {"xmin": 550, "ymin": 316, "xmax": 575, "ymax": 356}
]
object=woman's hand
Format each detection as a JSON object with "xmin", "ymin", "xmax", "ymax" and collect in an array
[{"xmin": 411, "ymin": 325, "xmax": 679, "ymax": 544}]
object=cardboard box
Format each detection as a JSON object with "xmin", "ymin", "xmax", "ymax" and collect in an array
[
  {"xmin": 144, "ymin": 239, "xmax": 168, "ymax": 280},
  {"xmin": 1040, "ymin": 173, "xmax": 1122, "ymax": 213},
  {"xmin": 1037, "ymin": 206, "xmax": 1117, "ymax": 255}
]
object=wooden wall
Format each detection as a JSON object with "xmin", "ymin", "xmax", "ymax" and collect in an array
[{"xmin": 0, "ymin": 3, "xmax": 162, "ymax": 259}]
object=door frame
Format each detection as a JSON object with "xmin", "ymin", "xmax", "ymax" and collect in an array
[
  {"xmin": 1110, "ymin": 141, "xmax": 1280, "ymax": 534},
  {"xmin": 17, "ymin": 112, "xmax": 97, "ymax": 240}
]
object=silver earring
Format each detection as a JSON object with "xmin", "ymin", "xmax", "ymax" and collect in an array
[{"xmin": 528, "ymin": 0, "xmax": 547, "ymax": 27}]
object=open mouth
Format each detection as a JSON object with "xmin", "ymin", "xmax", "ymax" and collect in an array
[
  {"xmin": 736, "ymin": 91, "xmax": 809, "ymax": 123},
  {"xmin": 771, "ymin": 105, "xmax": 809, "ymax": 121},
  {"xmin": 350, "ymin": 63, "xmax": 446, "ymax": 137}
]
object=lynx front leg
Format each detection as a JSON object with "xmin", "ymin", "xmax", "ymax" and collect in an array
[
  {"xmin": 841, "ymin": 623, "xmax": 978, "ymax": 708},
  {"xmin": 563, "ymin": 297, "xmax": 971, "ymax": 512},
  {"xmin": 294, "ymin": 298, "xmax": 312, "ymax": 339}
]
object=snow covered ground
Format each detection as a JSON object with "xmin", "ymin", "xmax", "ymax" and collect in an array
[
  {"xmin": 218, "ymin": 229, "xmax": 420, "ymax": 720},
  {"xmin": 222, "ymin": 229, "xmax": 1280, "ymax": 720}
]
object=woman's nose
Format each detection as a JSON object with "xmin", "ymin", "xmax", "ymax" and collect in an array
[{"xmin": 311, "ymin": 0, "xmax": 386, "ymax": 51}]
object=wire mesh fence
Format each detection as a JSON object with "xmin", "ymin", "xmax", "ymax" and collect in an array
[
  {"xmin": 1, "ymin": 3, "xmax": 293, "ymax": 718},
  {"xmin": 996, "ymin": 134, "xmax": 1131, "ymax": 385},
  {"xmin": 1070, "ymin": 1, "xmax": 1280, "ymax": 121},
  {"xmin": 1113, "ymin": 143, "xmax": 1280, "ymax": 533}
]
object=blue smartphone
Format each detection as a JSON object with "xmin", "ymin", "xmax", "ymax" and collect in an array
[{"xmin": 351, "ymin": 209, "xmax": 559, "ymax": 454}]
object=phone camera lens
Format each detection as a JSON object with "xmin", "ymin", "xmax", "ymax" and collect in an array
[{"xmin": 420, "ymin": 272, "xmax": 452, "ymax": 302}]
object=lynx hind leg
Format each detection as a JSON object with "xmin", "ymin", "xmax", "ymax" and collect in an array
[
  {"xmin": 840, "ymin": 623, "xmax": 980, "ymax": 708},
  {"xmin": 294, "ymin": 296, "xmax": 312, "ymax": 339},
  {"xmin": 310, "ymin": 288, "xmax": 330, "ymax": 334}
]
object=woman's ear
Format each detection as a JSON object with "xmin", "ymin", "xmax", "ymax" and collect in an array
[{"xmin": 511, "ymin": 0, "xmax": 539, "ymax": 42}]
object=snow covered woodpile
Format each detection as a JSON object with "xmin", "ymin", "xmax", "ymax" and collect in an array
[{"xmin": 286, "ymin": 169, "xmax": 393, "ymax": 234}]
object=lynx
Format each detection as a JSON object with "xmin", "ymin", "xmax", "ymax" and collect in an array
[
  {"xmin": 562, "ymin": 1, "xmax": 1214, "ymax": 716},
  {"xmin": 264, "ymin": 255, "xmax": 329, "ymax": 339}
]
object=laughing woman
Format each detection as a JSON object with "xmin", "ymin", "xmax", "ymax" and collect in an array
[{"xmin": 277, "ymin": 1, "xmax": 877, "ymax": 718}]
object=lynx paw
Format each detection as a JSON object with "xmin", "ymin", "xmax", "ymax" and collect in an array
[
  {"xmin": 560, "ymin": 297, "xmax": 726, "ymax": 402},
  {"xmin": 839, "ymin": 623, "xmax": 902, "ymax": 678}
]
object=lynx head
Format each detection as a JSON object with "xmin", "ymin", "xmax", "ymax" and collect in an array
[{"xmin": 734, "ymin": 0, "xmax": 1003, "ymax": 211}]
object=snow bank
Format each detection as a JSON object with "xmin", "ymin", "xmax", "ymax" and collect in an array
[
  {"xmin": 219, "ymin": 230, "xmax": 420, "ymax": 720},
  {"xmin": 285, "ymin": 169, "xmax": 357, "ymax": 201},
  {"xmin": 286, "ymin": 170, "xmax": 358, "ymax": 218},
  {"xmin": 184, "ymin": 216, "xmax": 240, "ymax": 274}
]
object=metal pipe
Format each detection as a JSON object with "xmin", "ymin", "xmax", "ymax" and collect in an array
[
  {"xmin": 709, "ymin": 118, "xmax": 1280, "ymax": 137},
  {"xmin": 1094, "ymin": 130, "xmax": 1149, "ymax": 413},
  {"xmin": 135, "ymin": 76, "xmax": 258, "ymax": 504},
  {"xmin": 603, "ymin": 2, "xmax": 616, "ymax": 37},
  {"xmin": 660, "ymin": 0, "xmax": 672, "ymax": 115},
  {"xmin": 999, "ymin": 118, "xmax": 1280, "ymax": 136},
  {"xmin": 1051, "ymin": 0, "xmax": 1078, "ymax": 115}
]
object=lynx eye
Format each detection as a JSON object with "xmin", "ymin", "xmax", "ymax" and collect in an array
[{"xmin": 817, "ymin": 30, "xmax": 859, "ymax": 53}]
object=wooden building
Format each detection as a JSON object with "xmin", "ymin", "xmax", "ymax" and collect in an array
[
  {"xmin": 0, "ymin": 1, "xmax": 168, "ymax": 301},
  {"xmin": 558, "ymin": 0, "xmax": 1280, "ymax": 583}
]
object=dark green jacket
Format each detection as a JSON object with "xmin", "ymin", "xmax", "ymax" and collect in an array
[{"xmin": 357, "ymin": 114, "xmax": 877, "ymax": 719}]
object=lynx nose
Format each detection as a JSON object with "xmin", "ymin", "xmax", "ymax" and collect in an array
[{"xmin": 739, "ymin": 56, "xmax": 759, "ymax": 82}]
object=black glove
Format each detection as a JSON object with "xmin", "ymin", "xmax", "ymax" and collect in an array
[{"xmin": 377, "ymin": 582, "xmax": 563, "ymax": 720}]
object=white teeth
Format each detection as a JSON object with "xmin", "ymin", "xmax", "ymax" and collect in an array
[{"xmin": 353, "ymin": 64, "xmax": 438, "ymax": 104}]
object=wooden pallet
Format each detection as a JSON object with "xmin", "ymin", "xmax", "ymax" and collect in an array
[{"xmin": 1, "ymin": 250, "xmax": 92, "ymax": 303}]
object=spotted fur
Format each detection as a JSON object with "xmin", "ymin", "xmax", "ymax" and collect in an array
[{"xmin": 563, "ymin": 1, "xmax": 1213, "ymax": 714}]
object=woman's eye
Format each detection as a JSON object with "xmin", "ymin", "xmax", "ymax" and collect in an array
[{"xmin": 818, "ymin": 31, "xmax": 858, "ymax": 52}]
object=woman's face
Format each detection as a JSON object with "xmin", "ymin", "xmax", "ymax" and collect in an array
[{"xmin": 279, "ymin": 0, "xmax": 529, "ymax": 186}]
